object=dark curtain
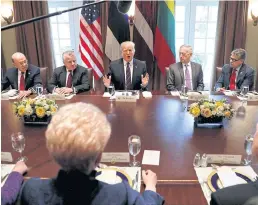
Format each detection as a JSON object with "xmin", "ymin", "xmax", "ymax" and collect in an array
[
  {"xmin": 1, "ymin": 45, "xmax": 6, "ymax": 79},
  {"xmin": 13, "ymin": 1, "xmax": 55, "ymax": 80},
  {"xmin": 211, "ymin": 0, "xmax": 249, "ymax": 90}
]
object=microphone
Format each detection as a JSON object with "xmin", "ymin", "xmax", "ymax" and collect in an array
[
  {"xmin": 1, "ymin": 0, "xmax": 132, "ymax": 31},
  {"xmin": 117, "ymin": 1, "xmax": 132, "ymax": 14}
]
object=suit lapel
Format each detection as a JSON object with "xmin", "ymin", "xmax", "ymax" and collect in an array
[
  {"xmin": 179, "ymin": 63, "xmax": 184, "ymax": 83},
  {"xmin": 236, "ymin": 64, "xmax": 245, "ymax": 84},
  {"xmin": 72, "ymin": 66, "xmax": 79, "ymax": 86},
  {"xmin": 60, "ymin": 66, "xmax": 67, "ymax": 87},
  {"xmin": 120, "ymin": 59, "xmax": 125, "ymax": 88},
  {"xmin": 14, "ymin": 69, "xmax": 18, "ymax": 89},
  {"xmin": 132, "ymin": 59, "xmax": 138, "ymax": 89},
  {"xmin": 25, "ymin": 68, "xmax": 31, "ymax": 89},
  {"xmin": 191, "ymin": 62, "xmax": 196, "ymax": 89}
]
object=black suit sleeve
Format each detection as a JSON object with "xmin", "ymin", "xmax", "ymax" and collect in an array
[
  {"xmin": 73, "ymin": 68, "xmax": 90, "ymax": 93},
  {"xmin": 30, "ymin": 68, "xmax": 42, "ymax": 91},
  {"xmin": 1, "ymin": 73, "xmax": 11, "ymax": 91},
  {"xmin": 47, "ymin": 70, "xmax": 59, "ymax": 93},
  {"xmin": 241, "ymin": 68, "xmax": 254, "ymax": 91},
  {"xmin": 166, "ymin": 65, "xmax": 176, "ymax": 91},
  {"xmin": 197, "ymin": 65, "xmax": 204, "ymax": 91}
]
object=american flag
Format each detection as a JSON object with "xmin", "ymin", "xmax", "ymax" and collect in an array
[{"xmin": 79, "ymin": 1, "xmax": 104, "ymax": 79}]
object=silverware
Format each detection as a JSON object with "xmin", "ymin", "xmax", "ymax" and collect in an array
[{"xmin": 135, "ymin": 170, "xmax": 139, "ymax": 190}]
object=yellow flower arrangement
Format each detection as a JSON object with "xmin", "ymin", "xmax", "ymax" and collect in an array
[
  {"xmin": 13, "ymin": 97, "xmax": 58, "ymax": 120},
  {"xmin": 189, "ymin": 99, "xmax": 234, "ymax": 120}
]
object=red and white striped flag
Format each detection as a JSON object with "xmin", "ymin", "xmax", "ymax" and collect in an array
[{"xmin": 79, "ymin": 1, "xmax": 104, "ymax": 79}]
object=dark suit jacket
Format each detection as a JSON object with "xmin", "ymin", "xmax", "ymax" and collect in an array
[
  {"xmin": 215, "ymin": 64, "xmax": 254, "ymax": 91},
  {"xmin": 107, "ymin": 58, "xmax": 148, "ymax": 91},
  {"xmin": 166, "ymin": 62, "xmax": 204, "ymax": 91},
  {"xmin": 18, "ymin": 170, "xmax": 164, "ymax": 205},
  {"xmin": 47, "ymin": 65, "xmax": 90, "ymax": 93},
  {"xmin": 1, "ymin": 64, "xmax": 42, "ymax": 91},
  {"xmin": 210, "ymin": 181, "xmax": 258, "ymax": 205}
]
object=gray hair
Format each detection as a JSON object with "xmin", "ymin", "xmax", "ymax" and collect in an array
[
  {"xmin": 179, "ymin": 45, "xmax": 193, "ymax": 54},
  {"xmin": 62, "ymin": 50, "xmax": 75, "ymax": 61},
  {"xmin": 120, "ymin": 41, "xmax": 135, "ymax": 52},
  {"xmin": 231, "ymin": 48, "xmax": 247, "ymax": 61},
  {"xmin": 11, "ymin": 52, "xmax": 26, "ymax": 63},
  {"xmin": 45, "ymin": 103, "xmax": 111, "ymax": 174}
]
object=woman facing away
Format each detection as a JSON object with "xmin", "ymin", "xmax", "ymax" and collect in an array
[{"xmin": 18, "ymin": 102, "xmax": 164, "ymax": 205}]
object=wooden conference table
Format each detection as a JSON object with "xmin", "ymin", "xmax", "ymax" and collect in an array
[{"xmin": 1, "ymin": 91, "xmax": 258, "ymax": 205}]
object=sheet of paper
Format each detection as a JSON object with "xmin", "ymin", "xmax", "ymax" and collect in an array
[
  {"xmin": 1, "ymin": 152, "xmax": 13, "ymax": 162},
  {"xmin": 142, "ymin": 150, "xmax": 160, "ymax": 166},
  {"xmin": 170, "ymin": 91, "xmax": 180, "ymax": 96},
  {"xmin": 217, "ymin": 167, "xmax": 247, "ymax": 188},
  {"xmin": 96, "ymin": 170, "xmax": 117, "ymax": 184},
  {"xmin": 101, "ymin": 152, "xmax": 130, "ymax": 163},
  {"xmin": 65, "ymin": 94, "xmax": 75, "ymax": 99},
  {"xmin": 142, "ymin": 91, "xmax": 152, "ymax": 98},
  {"xmin": 103, "ymin": 92, "xmax": 111, "ymax": 97},
  {"xmin": 223, "ymin": 90, "xmax": 235, "ymax": 96}
]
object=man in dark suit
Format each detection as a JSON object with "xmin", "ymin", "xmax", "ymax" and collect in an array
[
  {"xmin": 215, "ymin": 49, "xmax": 254, "ymax": 91},
  {"xmin": 166, "ymin": 45, "xmax": 204, "ymax": 91},
  {"xmin": 103, "ymin": 41, "xmax": 149, "ymax": 91},
  {"xmin": 1, "ymin": 52, "xmax": 42, "ymax": 98},
  {"xmin": 47, "ymin": 50, "xmax": 90, "ymax": 94},
  {"xmin": 210, "ymin": 123, "xmax": 258, "ymax": 205}
]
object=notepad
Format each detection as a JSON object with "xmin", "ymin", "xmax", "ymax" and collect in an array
[
  {"xmin": 142, "ymin": 150, "xmax": 160, "ymax": 166},
  {"xmin": 217, "ymin": 167, "xmax": 246, "ymax": 187}
]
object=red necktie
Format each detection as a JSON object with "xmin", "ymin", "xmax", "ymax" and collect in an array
[
  {"xmin": 229, "ymin": 69, "xmax": 237, "ymax": 90},
  {"xmin": 66, "ymin": 72, "xmax": 72, "ymax": 88},
  {"xmin": 20, "ymin": 72, "xmax": 25, "ymax": 91}
]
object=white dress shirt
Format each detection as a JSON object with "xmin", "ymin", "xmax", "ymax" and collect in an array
[
  {"xmin": 123, "ymin": 59, "xmax": 133, "ymax": 84},
  {"xmin": 183, "ymin": 62, "xmax": 192, "ymax": 89}
]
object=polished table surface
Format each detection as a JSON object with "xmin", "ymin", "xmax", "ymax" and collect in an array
[{"xmin": 1, "ymin": 91, "xmax": 258, "ymax": 205}]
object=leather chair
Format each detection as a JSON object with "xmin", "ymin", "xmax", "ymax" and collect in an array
[
  {"xmin": 87, "ymin": 68, "xmax": 93, "ymax": 90},
  {"xmin": 40, "ymin": 67, "xmax": 48, "ymax": 89}
]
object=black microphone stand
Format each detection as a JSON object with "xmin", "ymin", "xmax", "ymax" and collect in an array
[{"xmin": 1, "ymin": 0, "xmax": 106, "ymax": 31}]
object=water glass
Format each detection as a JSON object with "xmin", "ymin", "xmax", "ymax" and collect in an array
[
  {"xmin": 108, "ymin": 85, "xmax": 115, "ymax": 100},
  {"xmin": 11, "ymin": 132, "xmax": 27, "ymax": 162},
  {"xmin": 181, "ymin": 85, "xmax": 188, "ymax": 96},
  {"xmin": 243, "ymin": 134, "xmax": 254, "ymax": 165},
  {"xmin": 128, "ymin": 135, "xmax": 141, "ymax": 167},
  {"xmin": 36, "ymin": 85, "xmax": 43, "ymax": 95},
  {"xmin": 240, "ymin": 86, "xmax": 249, "ymax": 105}
]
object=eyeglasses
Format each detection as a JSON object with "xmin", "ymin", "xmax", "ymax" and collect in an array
[{"xmin": 230, "ymin": 57, "xmax": 240, "ymax": 62}]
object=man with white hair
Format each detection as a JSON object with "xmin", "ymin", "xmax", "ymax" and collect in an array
[
  {"xmin": 215, "ymin": 48, "xmax": 254, "ymax": 91},
  {"xmin": 103, "ymin": 41, "xmax": 149, "ymax": 90},
  {"xmin": 18, "ymin": 103, "xmax": 164, "ymax": 205},
  {"xmin": 47, "ymin": 50, "xmax": 90, "ymax": 94},
  {"xmin": 1, "ymin": 52, "xmax": 42, "ymax": 98},
  {"xmin": 166, "ymin": 45, "xmax": 204, "ymax": 91}
]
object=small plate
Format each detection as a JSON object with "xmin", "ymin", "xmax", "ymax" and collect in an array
[
  {"xmin": 96, "ymin": 167, "xmax": 132, "ymax": 187},
  {"xmin": 207, "ymin": 170, "xmax": 252, "ymax": 192}
]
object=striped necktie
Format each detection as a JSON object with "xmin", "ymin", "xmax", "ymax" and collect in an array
[{"xmin": 125, "ymin": 62, "xmax": 132, "ymax": 90}]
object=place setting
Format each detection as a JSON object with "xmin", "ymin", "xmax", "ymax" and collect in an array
[
  {"xmin": 95, "ymin": 135, "xmax": 160, "ymax": 192},
  {"xmin": 194, "ymin": 134, "xmax": 258, "ymax": 203}
]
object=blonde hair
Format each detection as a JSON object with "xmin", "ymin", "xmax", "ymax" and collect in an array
[
  {"xmin": 121, "ymin": 41, "xmax": 135, "ymax": 52},
  {"xmin": 45, "ymin": 103, "xmax": 111, "ymax": 174}
]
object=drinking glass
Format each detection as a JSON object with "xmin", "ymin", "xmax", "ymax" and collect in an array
[
  {"xmin": 181, "ymin": 85, "xmax": 188, "ymax": 97},
  {"xmin": 36, "ymin": 85, "xmax": 43, "ymax": 96},
  {"xmin": 240, "ymin": 86, "xmax": 249, "ymax": 105},
  {"xmin": 108, "ymin": 85, "xmax": 115, "ymax": 100},
  {"xmin": 11, "ymin": 132, "xmax": 27, "ymax": 162},
  {"xmin": 243, "ymin": 134, "xmax": 254, "ymax": 165},
  {"xmin": 128, "ymin": 135, "xmax": 141, "ymax": 167}
]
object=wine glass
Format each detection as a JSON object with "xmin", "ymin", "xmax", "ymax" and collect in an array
[
  {"xmin": 11, "ymin": 132, "xmax": 27, "ymax": 162},
  {"xmin": 108, "ymin": 85, "xmax": 115, "ymax": 100},
  {"xmin": 243, "ymin": 134, "xmax": 254, "ymax": 165},
  {"xmin": 240, "ymin": 86, "xmax": 249, "ymax": 105},
  {"xmin": 36, "ymin": 85, "xmax": 43, "ymax": 96},
  {"xmin": 128, "ymin": 135, "xmax": 141, "ymax": 167}
]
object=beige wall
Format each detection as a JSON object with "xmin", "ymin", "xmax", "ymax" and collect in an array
[{"xmin": 1, "ymin": 0, "xmax": 17, "ymax": 68}]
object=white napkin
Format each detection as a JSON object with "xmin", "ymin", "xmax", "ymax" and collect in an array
[
  {"xmin": 170, "ymin": 91, "xmax": 180, "ymax": 96},
  {"xmin": 217, "ymin": 167, "xmax": 246, "ymax": 187},
  {"xmin": 103, "ymin": 92, "xmax": 111, "ymax": 97},
  {"xmin": 142, "ymin": 91, "xmax": 152, "ymax": 98},
  {"xmin": 223, "ymin": 90, "xmax": 235, "ymax": 96}
]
